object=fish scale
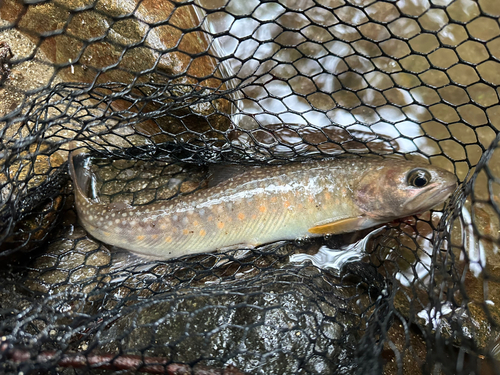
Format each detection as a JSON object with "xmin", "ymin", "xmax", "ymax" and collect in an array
[{"xmin": 70, "ymin": 155, "xmax": 458, "ymax": 260}]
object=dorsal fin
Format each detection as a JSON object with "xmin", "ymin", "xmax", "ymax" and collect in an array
[{"xmin": 207, "ymin": 164, "xmax": 256, "ymax": 188}]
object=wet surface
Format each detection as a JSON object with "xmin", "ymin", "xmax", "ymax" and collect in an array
[{"xmin": 1, "ymin": 0, "xmax": 500, "ymax": 374}]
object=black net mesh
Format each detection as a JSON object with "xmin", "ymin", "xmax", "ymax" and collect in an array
[{"xmin": 1, "ymin": 0, "xmax": 500, "ymax": 374}]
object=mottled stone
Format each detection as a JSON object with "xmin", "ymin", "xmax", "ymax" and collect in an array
[{"xmin": 0, "ymin": 0, "xmax": 232, "ymax": 143}]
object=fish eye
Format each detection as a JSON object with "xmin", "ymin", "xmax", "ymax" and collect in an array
[{"xmin": 407, "ymin": 169, "xmax": 431, "ymax": 188}]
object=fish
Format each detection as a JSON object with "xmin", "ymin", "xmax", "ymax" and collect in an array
[{"xmin": 68, "ymin": 153, "xmax": 458, "ymax": 260}]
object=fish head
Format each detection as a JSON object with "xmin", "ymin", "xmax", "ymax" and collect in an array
[{"xmin": 354, "ymin": 159, "xmax": 458, "ymax": 221}]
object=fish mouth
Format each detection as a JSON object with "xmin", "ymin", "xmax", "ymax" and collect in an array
[{"xmin": 403, "ymin": 181, "xmax": 458, "ymax": 214}]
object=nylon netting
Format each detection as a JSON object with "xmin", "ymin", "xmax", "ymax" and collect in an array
[{"xmin": 0, "ymin": 0, "xmax": 499, "ymax": 374}]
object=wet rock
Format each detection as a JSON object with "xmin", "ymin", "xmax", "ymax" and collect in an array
[
  {"xmin": 0, "ymin": 148, "xmax": 68, "ymax": 256},
  {"xmin": 0, "ymin": 0, "xmax": 232, "ymax": 143},
  {"xmin": 0, "ymin": 22, "xmax": 60, "ymax": 117},
  {"xmin": 89, "ymin": 267, "xmax": 366, "ymax": 375},
  {"xmin": 0, "ymin": 41, "xmax": 13, "ymax": 83},
  {"xmin": 382, "ymin": 321, "xmax": 427, "ymax": 375}
]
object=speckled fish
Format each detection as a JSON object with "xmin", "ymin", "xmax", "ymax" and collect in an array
[{"xmin": 69, "ymin": 153, "xmax": 457, "ymax": 260}]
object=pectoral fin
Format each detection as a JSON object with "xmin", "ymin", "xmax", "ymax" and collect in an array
[{"xmin": 308, "ymin": 217, "xmax": 368, "ymax": 235}]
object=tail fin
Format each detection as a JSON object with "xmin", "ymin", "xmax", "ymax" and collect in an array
[{"xmin": 68, "ymin": 151, "xmax": 97, "ymax": 201}]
